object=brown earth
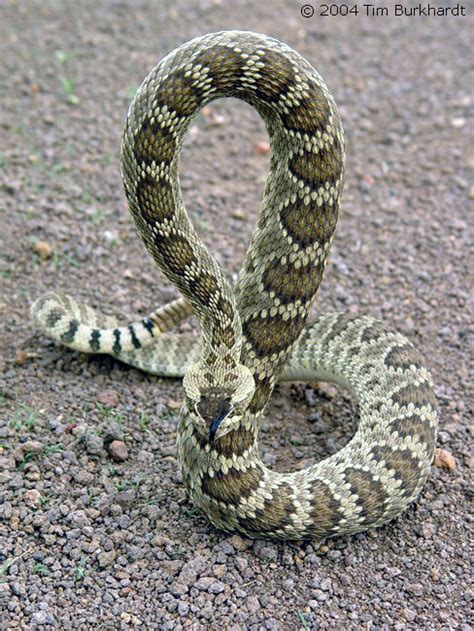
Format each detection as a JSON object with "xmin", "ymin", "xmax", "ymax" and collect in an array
[{"xmin": 0, "ymin": 1, "xmax": 472, "ymax": 629}]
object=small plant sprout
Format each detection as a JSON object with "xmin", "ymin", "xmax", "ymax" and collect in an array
[
  {"xmin": 59, "ymin": 75, "xmax": 79, "ymax": 105},
  {"xmin": 74, "ymin": 557, "xmax": 88, "ymax": 581},
  {"xmin": 32, "ymin": 562, "xmax": 50, "ymax": 576}
]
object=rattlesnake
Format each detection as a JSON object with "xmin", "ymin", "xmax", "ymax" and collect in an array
[{"xmin": 32, "ymin": 31, "xmax": 438, "ymax": 541}]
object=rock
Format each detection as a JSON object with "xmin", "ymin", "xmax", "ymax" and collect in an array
[
  {"xmin": 104, "ymin": 421, "xmax": 123, "ymax": 443},
  {"xmin": 108, "ymin": 440, "xmax": 129, "ymax": 462},
  {"xmin": 254, "ymin": 140, "xmax": 270, "ymax": 155},
  {"xmin": 228, "ymin": 535, "xmax": 249, "ymax": 551},
  {"xmin": 246, "ymin": 595, "xmax": 261, "ymax": 613},
  {"xmin": 161, "ymin": 560, "xmax": 183, "ymax": 577},
  {"xmin": 208, "ymin": 580, "xmax": 225, "ymax": 594},
  {"xmin": 115, "ymin": 489, "xmax": 135, "ymax": 508},
  {"xmin": 310, "ymin": 419, "xmax": 325, "ymax": 434},
  {"xmin": 15, "ymin": 350, "xmax": 29, "ymax": 365},
  {"xmin": 0, "ymin": 456, "xmax": 16, "ymax": 471},
  {"xmin": 0, "ymin": 583, "xmax": 11, "ymax": 599},
  {"xmin": 98, "ymin": 550, "xmax": 117, "ymax": 568},
  {"xmin": 433, "ymin": 448, "xmax": 456, "ymax": 470},
  {"xmin": 69, "ymin": 510, "xmax": 90, "ymax": 528},
  {"xmin": 73, "ymin": 469, "xmax": 93, "ymax": 484},
  {"xmin": 33, "ymin": 240, "xmax": 53, "ymax": 260},
  {"xmin": 312, "ymin": 589, "xmax": 328, "ymax": 602},
  {"xmin": 7, "ymin": 475, "xmax": 21, "ymax": 491},
  {"xmin": 316, "ymin": 383, "xmax": 339, "ymax": 399},
  {"xmin": 213, "ymin": 564, "xmax": 226, "ymax": 578},
  {"xmin": 103, "ymin": 229, "xmax": 119, "ymax": 243},
  {"xmin": 24, "ymin": 489, "xmax": 41, "ymax": 507},
  {"xmin": 431, "ymin": 567, "xmax": 441, "ymax": 581},
  {"xmin": 403, "ymin": 608, "xmax": 416, "ymax": 622},
  {"xmin": 21, "ymin": 440, "xmax": 43, "ymax": 455},
  {"xmin": 152, "ymin": 534, "xmax": 170, "ymax": 547},
  {"xmin": 126, "ymin": 544, "xmax": 143, "ymax": 561},
  {"xmin": 320, "ymin": 578, "xmax": 332, "ymax": 592},
  {"xmin": 202, "ymin": 106, "xmax": 225, "ymax": 125},
  {"xmin": 97, "ymin": 389, "xmax": 119, "ymax": 406},
  {"xmin": 178, "ymin": 556, "xmax": 207, "ymax": 586},
  {"xmin": 254, "ymin": 542, "xmax": 278, "ymax": 561},
  {"xmin": 117, "ymin": 514, "xmax": 131, "ymax": 528},
  {"xmin": 11, "ymin": 581, "xmax": 26, "ymax": 597},
  {"xmin": 30, "ymin": 610, "xmax": 49, "ymax": 625},
  {"xmin": 84, "ymin": 433, "xmax": 103, "ymax": 456},
  {"xmin": 194, "ymin": 576, "xmax": 214, "ymax": 591},
  {"xmin": 232, "ymin": 208, "xmax": 246, "ymax": 220},
  {"xmin": 234, "ymin": 556, "xmax": 248, "ymax": 572},
  {"xmin": 170, "ymin": 582, "xmax": 188, "ymax": 596},
  {"xmin": 305, "ymin": 389, "xmax": 318, "ymax": 406},
  {"xmin": 407, "ymin": 582, "xmax": 424, "ymax": 596},
  {"xmin": 215, "ymin": 541, "xmax": 234, "ymax": 556}
]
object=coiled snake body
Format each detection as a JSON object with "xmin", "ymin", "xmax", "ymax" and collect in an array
[{"xmin": 32, "ymin": 31, "xmax": 437, "ymax": 540}]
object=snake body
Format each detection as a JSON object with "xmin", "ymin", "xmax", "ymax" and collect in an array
[{"xmin": 32, "ymin": 31, "xmax": 437, "ymax": 541}]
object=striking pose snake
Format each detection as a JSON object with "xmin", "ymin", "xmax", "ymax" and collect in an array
[{"xmin": 32, "ymin": 31, "xmax": 438, "ymax": 540}]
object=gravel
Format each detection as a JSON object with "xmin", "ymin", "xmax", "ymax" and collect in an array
[{"xmin": 0, "ymin": 1, "xmax": 472, "ymax": 629}]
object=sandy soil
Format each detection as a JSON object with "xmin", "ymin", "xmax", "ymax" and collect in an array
[{"xmin": 0, "ymin": 1, "xmax": 472, "ymax": 629}]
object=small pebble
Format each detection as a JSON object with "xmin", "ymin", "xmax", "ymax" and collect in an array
[
  {"xmin": 254, "ymin": 140, "xmax": 270, "ymax": 154},
  {"xmin": 108, "ymin": 440, "xmax": 129, "ymax": 462},
  {"xmin": 97, "ymin": 390, "xmax": 119, "ymax": 406},
  {"xmin": 33, "ymin": 240, "xmax": 53, "ymax": 260},
  {"xmin": 433, "ymin": 448, "xmax": 456, "ymax": 470},
  {"xmin": 24, "ymin": 489, "xmax": 41, "ymax": 507}
]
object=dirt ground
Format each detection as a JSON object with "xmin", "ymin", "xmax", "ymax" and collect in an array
[{"xmin": 0, "ymin": 1, "xmax": 472, "ymax": 630}]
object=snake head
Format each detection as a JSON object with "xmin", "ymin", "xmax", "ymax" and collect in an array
[
  {"xmin": 195, "ymin": 392, "xmax": 233, "ymax": 441},
  {"xmin": 183, "ymin": 362, "xmax": 255, "ymax": 441}
]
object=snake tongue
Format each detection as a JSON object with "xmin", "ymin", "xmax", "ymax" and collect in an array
[{"xmin": 208, "ymin": 401, "xmax": 231, "ymax": 441}]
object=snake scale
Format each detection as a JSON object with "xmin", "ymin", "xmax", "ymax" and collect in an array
[{"xmin": 32, "ymin": 31, "xmax": 438, "ymax": 541}]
